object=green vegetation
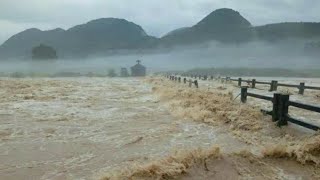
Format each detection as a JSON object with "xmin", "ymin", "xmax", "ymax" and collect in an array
[
  {"xmin": 107, "ymin": 69, "xmax": 117, "ymax": 77},
  {"xmin": 7, "ymin": 72, "xmax": 51, "ymax": 78},
  {"xmin": 1, "ymin": 8, "xmax": 320, "ymax": 59},
  {"xmin": 120, "ymin": 68, "xmax": 129, "ymax": 77},
  {"xmin": 161, "ymin": 8, "xmax": 254, "ymax": 45},
  {"xmin": 32, "ymin": 44, "xmax": 58, "ymax": 60},
  {"xmin": 256, "ymin": 23, "xmax": 320, "ymax": 42},
  {"xmin": 10, "ymin": 72, "xmax": 26, "ymax": 78}
]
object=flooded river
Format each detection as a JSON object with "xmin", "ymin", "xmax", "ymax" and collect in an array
[
  {"xmin": 0, "ymin": 78, "xmax": 243, "ymax": 179},
  {"xmin": 0, "ymin": 77, "xmax": 319, "ymax": 179}
]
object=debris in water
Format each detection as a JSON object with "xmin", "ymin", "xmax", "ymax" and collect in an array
[
  {"xmin": 100, "ymin": 146, "xmax": 221, "ymax": 180},
  {"xmin": 124, "ymin": 137, "xmax": 144, "ymax": 146},
  {"xmin": 263, "ymin": 134, "xmax": 320, "ymax": 166}
]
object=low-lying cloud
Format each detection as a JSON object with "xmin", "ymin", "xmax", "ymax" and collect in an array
[{"xmin": 0, "ymin": 0, "xmax": 320, "ymax": 44}]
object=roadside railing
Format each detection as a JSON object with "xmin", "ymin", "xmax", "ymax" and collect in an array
[
  {"xmin": 222, "ymin": 77, "xmax": 320, "ymax": 95},
  {"xmin": 241, "ymin": 86, "xmax": 320, "ymax": 131},
  {"xmin": 167, "ymin": 75, "xmax": 199, "ymax": 88},
  {"xmin": 165, "ymin": 74, "xmax": 320, "ymax": 131},
  {"xmin": 175, "ymin": 74, "xmax": 320, "ymax": 95}
]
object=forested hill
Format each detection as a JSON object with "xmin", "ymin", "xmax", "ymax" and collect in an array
[
  {"xmin": 1, "ymin": 8, "xmax": 320, "ymax": 59},
  {"xmin": 0, "ymin": 18, "xmax": 157, "ymax": 59}
]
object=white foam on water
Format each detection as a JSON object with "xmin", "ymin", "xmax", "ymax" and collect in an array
[{"xmin": 0, "ymin": 77, "xmax": 230, "ymax": 180}]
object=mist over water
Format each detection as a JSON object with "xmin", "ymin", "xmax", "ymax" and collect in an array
[{"xmin": 0, "ymin": 40, "xmax": 319, "ymax": 75}]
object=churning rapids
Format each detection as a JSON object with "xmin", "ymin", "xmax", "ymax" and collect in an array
[{"xmin": 0, "ymin": 77, "xmax": 319, "ymax": 179}]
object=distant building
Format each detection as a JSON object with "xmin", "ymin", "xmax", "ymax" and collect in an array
[
  {"xmin": 131, "ymin": 60, "xmax": 146, "ymax": 77},
  {"xmin": 120, "ymin": 68, "xmax": 129, "ymax": 77}
]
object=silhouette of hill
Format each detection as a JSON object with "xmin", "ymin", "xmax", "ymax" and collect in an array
[
  {"xmin": 161, "ymin": 9, "xmax": 320, "ymax": 46},
  {"xmin": 161, "ymin": 8, "xmax": 255, "ymax": 46},
  {"xmin": 1, "ymin": 8, "xmax": 320, "ymax": 59},
  {"xmin": 0, "ymin": 18, "xmax": 157, "ymax": 59},
  {"xmin": 0, "ymin": 28, "xmax": 64, "ymax": 59},
  {"xmin": 255, "ymin": 22, "xmax": 320, "ymax": 42}
]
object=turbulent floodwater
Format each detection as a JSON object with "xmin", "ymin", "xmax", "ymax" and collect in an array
[
  {"xmin": 0, "ymin": 77, "xmax": 244, "ymax": 180},
  {"xmin": 0, "ymin": 77, "xmax": 320, "ymax": 180}
]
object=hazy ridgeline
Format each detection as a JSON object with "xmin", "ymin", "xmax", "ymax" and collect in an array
[
  {"xmin": 0, "ymin": 40, "xmax": 319, "ymax": 77},
  {"xmin": 1, "ymin": 8, "xmax": 319, "ymax": 77}
]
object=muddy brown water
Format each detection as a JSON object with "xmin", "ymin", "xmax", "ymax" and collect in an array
[{"xmin": 0, "ymin": 77, "xmax": 250, "ymax": 180}]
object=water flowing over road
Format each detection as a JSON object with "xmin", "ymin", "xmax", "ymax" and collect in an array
[{"xmin": 0, "ymin": 77, "xmax": 319, "ymax": 180}]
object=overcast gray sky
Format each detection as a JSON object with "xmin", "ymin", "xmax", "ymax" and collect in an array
[{"xmin": 0, "ymin": 0, "xmax": 319, "ymax": 44}]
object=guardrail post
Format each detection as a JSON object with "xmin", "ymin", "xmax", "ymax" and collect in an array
[
  {"xmin": 299, "ymin": 82, "xmax": 305, "ymax": 95},
  {"xmin": 272, "ymin": 93, "xmax": 281, "ymax": 121},
  {"xmin": 252, "ymin": 79, "xmax": 256, "ymax": 88},
  {"xmin": 241, "ymin": 86, "xmax": 248, "ymax": 103},
  {"xmin": 238, "ymin": 78, "xmax": 242, "ymax": 86},
  {"xmin": 183, "ymin": 78, "xmax": 187, "ymax": 84},
  {"xmin": 194, "ymin": 80, "xmax": 198, "ymax": 88},
  {"xmin": 274, "ymin": 81, "xmax": 278, "ymax": 91},
  {"xmin": 277, "ymin": 94, "xmax": 289, "ymax": 126},
  {"xmin": 270, "ymin": 80, "xmax": 278, "ymax": 91},
  {"xmin": 269, "ymin": 81, "xmax": 274, "ymax": 91}
]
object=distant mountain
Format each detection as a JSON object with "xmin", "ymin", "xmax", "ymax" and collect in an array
[
  {"xmin": 164, "ymin": 27, "xmax": 190, "ymax": 37},
  {"xmin": 161, "ymin": 9, "xmax": 320, "ymax": 46},
  {"xmin": 160, "ymin": 8, "xmax": 255, "ymax": 46},
  {"xmin": 304, "ymin": 41, "xmax": 320, "ymax": 56},
  {"xmin": 0, "ymin": 18, "xmax": 157, "ymax": 59},
  {"xmin": 60, "ymin": 18, "xmax": 157, "ymax": 56},
  {"xmin": 1, "ymin": 8, "xmax": 320, "ymax": 60},
  {"xmin": 0, "ymin": 28, "xmax": 65, "ymax": 59},
  {"xmin": 255, "ymin": 22, "xmax": 320, "ymax": 42}
]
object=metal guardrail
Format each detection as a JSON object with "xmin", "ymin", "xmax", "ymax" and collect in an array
[
  {"xmin": 221, "ymin": 76, "xmax": 320, "ymax": 95},
  {"xmin": 255, "ymin": 81, "xmax": 271, "ymax": 85},
  {"xmin": 169, "ymin": 74, "xmax": 320, "ymax": 94},
  {"xmin": 165, "ymin": 74, "xmax": 320, "ymax": 131},
  {"xmin": 305, "ymin": 86, "xmax": 320, "ymax": 90},
  {"xmin": 241, "ymin": 86, "xmax": 320, "ymax": 131},
  {"xmin": 277, "ymin": 83, "xmax": 299, "ymax": 88},
  {"xmin": 167, "ymin": 75, "xmax": 199, "ymax": 88},
  {"xmin": 289, "ymin": 101, "xmax": 320, "ymax": 113},
  {"xmin": 247, "ymin": 92, "xmax": 273, "ymax": 101},
  {"xmin": 178, "ymin": 74, "xmax": 320, "ymax": 92}
]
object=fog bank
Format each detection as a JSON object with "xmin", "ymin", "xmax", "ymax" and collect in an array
[{"xmin": 0, "ymin": 40, "xmax": 319, "ymax": 75}]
